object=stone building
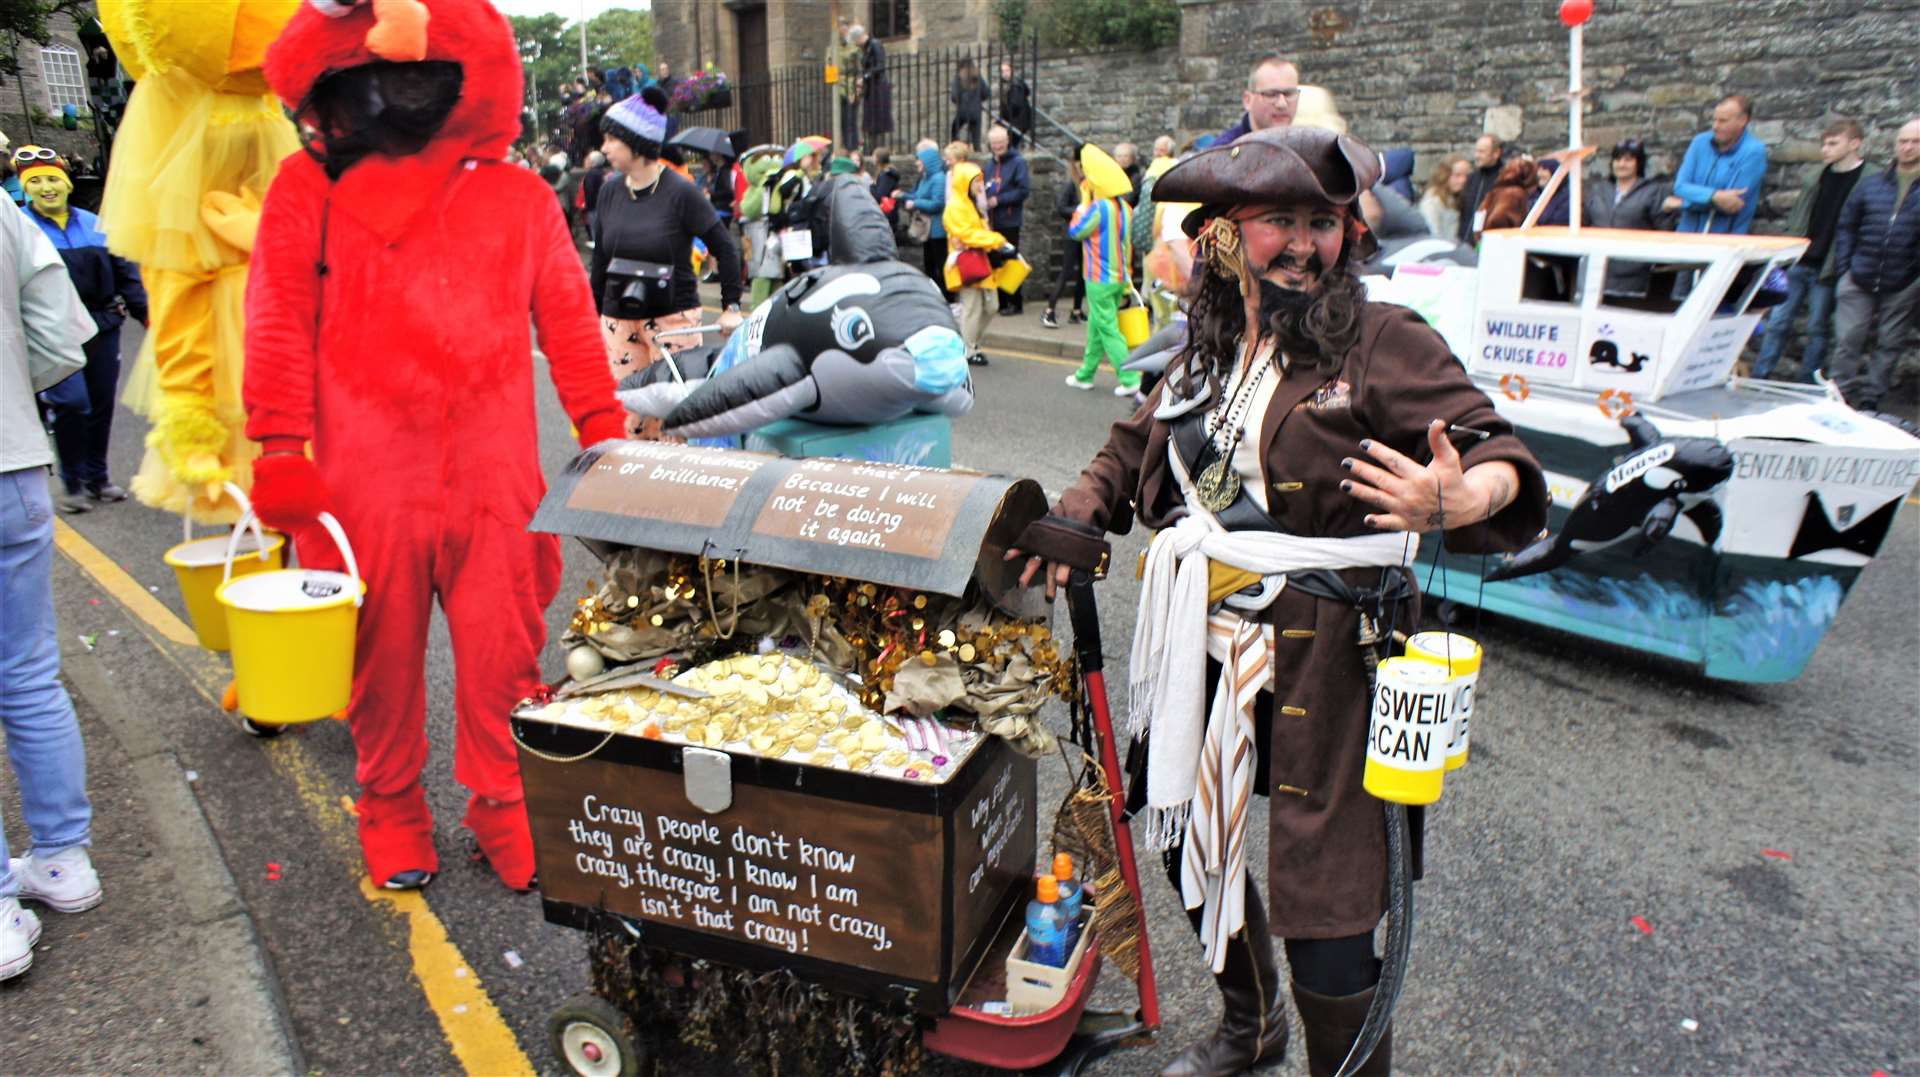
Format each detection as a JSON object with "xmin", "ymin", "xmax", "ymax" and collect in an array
[
  {"xmin": 0, "ymin": 9, "xmax": 104, "ymax": 167},
  {"xmin": 652, "ymin": 0, "xmax": 996, "ymax": 88},
  {"xmin": 655, "ymin": 0, "xmax": 1920, "ymax": 310}
]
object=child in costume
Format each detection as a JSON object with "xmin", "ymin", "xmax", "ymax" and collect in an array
[
  {"xmin": 97, "ymin": 0, "xmax": 302, "ymax": 521},
  {"xmin": 17, "ymin": 147, "xmax": 148, "ymax": 513},
  {"xmin": 243, "ymin": 0, "xmax": 625, "ymax": 891},
  {"xmin": 1063, "ymin": 144, "xmax": 1138, "ymax": 395}
]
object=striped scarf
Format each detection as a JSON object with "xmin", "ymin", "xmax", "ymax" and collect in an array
[{"xmin": 1131, "ymin": 513, "xmax": 1414, "ymax": 972}]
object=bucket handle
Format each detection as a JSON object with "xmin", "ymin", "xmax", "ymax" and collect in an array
[
  {"xmin": 222, "ymin": 510, "xmax": 364, "ymax": 608},
  {"xmin": 185, "ymin": 481, "xmax": 270, "ymax": 563}
]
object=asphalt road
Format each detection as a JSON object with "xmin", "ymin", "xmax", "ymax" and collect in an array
[{"xmin": 25, "ymin": 319, "xmax": 1920, "ymax": 1075}]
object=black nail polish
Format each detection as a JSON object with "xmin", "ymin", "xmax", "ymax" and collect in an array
[
  {"xmin": 1340, "ymin": 480, "xmax": 1352, "ymax": 492},
  {"xmin": 1341, "ymin": 458, "xmax": 1354, "ymax": 470},
  {"xmin": 1359, "ymin": 440, "xmax": 1372, "ymax": 451}
]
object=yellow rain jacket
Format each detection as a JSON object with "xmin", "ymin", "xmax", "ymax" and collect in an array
[{"xmin": 942, "ymin": 161, "xmax": 1007, "ymax": 293}]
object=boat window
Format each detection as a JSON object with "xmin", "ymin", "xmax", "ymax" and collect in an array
[
  {"xmin": 1597, "ymin": 259, "xmax": 1708, "ymax": 313},
  {"xmin": 1717, "ymin": 262, "xmax": 1769, "ymax": 317},
  {"xmin": 1520, "ymin": 252, "xmax": 1587, "ymax": 305}
]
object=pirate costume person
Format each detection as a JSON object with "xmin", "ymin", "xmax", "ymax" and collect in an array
[{"xmin": 1011, "ymin": 126, "xmax": 1547, "ymax": 1076}]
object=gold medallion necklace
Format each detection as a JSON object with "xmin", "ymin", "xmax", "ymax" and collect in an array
[{"xmin": 1194, "ymin": 344, "xmax": 1273, "ymax": 513}]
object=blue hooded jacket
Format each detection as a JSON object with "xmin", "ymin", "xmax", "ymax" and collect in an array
[
  {"xmin": 1672, "ymin": 129, "xmax": 1768, "ymax": 234},
  {"xmin": 908, "ymin": 145, "xmax": 948, "ymax": 239}
]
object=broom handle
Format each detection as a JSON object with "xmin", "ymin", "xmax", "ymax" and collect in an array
[{"xmin": 1067, "ymin": 571, "xmax": 1161, "ymax": 1032}]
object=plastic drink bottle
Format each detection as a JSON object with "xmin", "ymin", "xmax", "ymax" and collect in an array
[
  {"xmin": 1052, "ymin": 852, "xmax": 1084, "ymax": 927},
  {"xmin": 1024, "ymin": 874, "xmax": 1070, "ymax": 968},
  {"xmin": 1051, "ymin": 853, "xmax": 1084, "ymax": 955}
]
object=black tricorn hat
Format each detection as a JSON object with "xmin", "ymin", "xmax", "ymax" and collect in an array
[{"xmin": 1159, "ymin": 125, "xmax": 1383, "ymax": 255}]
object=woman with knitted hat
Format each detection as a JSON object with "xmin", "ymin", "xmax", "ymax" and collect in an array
[
  {"xmin": 590, "ymin": 93, "xmax": 743, "ymax": 438},
  {"xmin": 17, "ymin": 146, "xmax": 149, "ymax": 512}
]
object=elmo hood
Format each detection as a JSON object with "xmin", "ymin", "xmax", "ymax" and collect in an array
[{"xmin": 264, "ymin": 0, "xmax": 523, "ymax": 237}]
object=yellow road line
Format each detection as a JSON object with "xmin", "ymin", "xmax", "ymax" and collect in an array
[
  {"xmin": 53, "ymin": 518, "xmax": 533, "ymax": 1076},
  {"xmin": 363, "ymin": 880, "xmax": 532, "ymax": 1077},
  {"xmin": 53, "ymin": 522, "xmax": 199, "ymax": 647}
]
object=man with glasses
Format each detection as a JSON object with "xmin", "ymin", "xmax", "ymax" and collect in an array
[{"xmin": 1213, "ymin": 55, "xmax": 1300, "ymax": 146}]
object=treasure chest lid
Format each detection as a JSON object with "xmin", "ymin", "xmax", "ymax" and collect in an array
[{"xmin": 533, "ymin": 442, "xmax": 1049, "ymax": 613}]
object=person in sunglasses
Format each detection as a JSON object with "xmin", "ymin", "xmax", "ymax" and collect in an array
[{"xmin": 15, "ymin": 147, "xmax": 147, "ymax": 513}]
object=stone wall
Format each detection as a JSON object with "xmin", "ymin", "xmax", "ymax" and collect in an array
[
  {"xmin": 1, "ymin": 11, "xmax": 101, "ymax": 169},
  {"xmin": 956, "ymin": 0, "xmax": 1920, "ymax": 303},
  {"xmin": 1175, "ymin": 0, "xmax": 1920, "ymax": 221}
]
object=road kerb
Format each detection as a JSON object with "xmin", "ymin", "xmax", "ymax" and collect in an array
[{"xmin": 53, "ymin": 518, "xmax": 534, "ymax": 1077}]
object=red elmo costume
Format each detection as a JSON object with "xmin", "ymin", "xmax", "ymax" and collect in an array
[{"xmin": 243, "ymin": 0, "xmax": 624, "ymax": 890}]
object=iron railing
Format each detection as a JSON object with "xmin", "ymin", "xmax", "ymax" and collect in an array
[{"xmin": 677, "ymin": 34, "xmax": 1040, "ymax": 160}]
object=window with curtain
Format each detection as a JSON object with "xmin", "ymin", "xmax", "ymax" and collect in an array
[{"xmin": 41, "ymin": 44, "xmax": 87, "ymax": 112}]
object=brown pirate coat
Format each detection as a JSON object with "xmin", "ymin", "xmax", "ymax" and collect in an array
[{"xmin": 1057, "ymin": 302, "xmax": 1547, "ymax": 937}]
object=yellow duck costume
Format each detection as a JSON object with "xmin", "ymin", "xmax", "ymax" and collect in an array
[{"xmin": 100, "ymin": 0, "xmax": 301, "ymax": 520}]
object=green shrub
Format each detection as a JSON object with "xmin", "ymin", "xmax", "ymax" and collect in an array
[{"xmin": 999, "ymin": 0, "xmax": 1179, "ymax": 50}]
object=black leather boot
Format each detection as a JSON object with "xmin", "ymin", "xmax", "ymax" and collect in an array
[
  {"xmin": 1291, "ymin": 982, "xmax": 1392, "ymax": 1077},
  {"xmin": 1160, "ymin": 891, "xmax": 1288, "ymax": 1076}
]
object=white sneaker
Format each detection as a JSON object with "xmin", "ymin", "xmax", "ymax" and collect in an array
[
  {"xmin": 1113, "ymin": 383, "xmax": 1138, "ymax": 397},
  {"xmin": 10, "ymin": 847, "xmax": 102, "ymax": 913},
  {"xmin": 0, "ymin": 897, "xmax": 41, "ymax": 981},
  {"xmin": 1064, "ymin": 374, "xmax": 1095, "ymax": 391}
]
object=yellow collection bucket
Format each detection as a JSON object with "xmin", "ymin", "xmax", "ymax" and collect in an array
[
  {"xmin": 164, "ymin": 484, "xmax": 285, "ymax": 651},
  {"xmin": 1117, "ymin": 288, "xmax": 1151, "ymax": 348},
  {"xmin": 993, "ymin": 255, "xmax": 1031, "ymax": 295},
  {"xmin": 216, "ymin": 511, "xmax": 365, "ymax": 724}
]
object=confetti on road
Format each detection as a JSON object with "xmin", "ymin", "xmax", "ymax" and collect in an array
[
  {"xmin": 1680, "ymin": 1018, "xmax": 1699, "ymax": 1032},
  {"xmin": 503, "ymin": 950, "xmax": 525, "ymax": 970},
  {"xmin": 184, "ymin": 770, "xmax": 198, "ymax": 782},
  {"xmin": 87, "ymin": 598, "xmax": 100, "ymax": 605},
  {"xmin": 266, "ymin": 861, "xmax": 283, "ymax": 881},
  {"xmin": 1760, "ymin": 849, "xmax": 1793, "ymax": 861},
  {"xmin": 77, "ymin": 633, "xmax": 97, "ymax": 651},
  {"xmin": 1630, "ymin": 915, "xmax": 1653, "ymax": 935}
]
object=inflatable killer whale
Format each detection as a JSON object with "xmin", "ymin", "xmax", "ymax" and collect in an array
[
  {"xmin": 1486, "ymin": 413, "xmax": 1734, "ymax": 582},
  {"xmin": 617, "ymin": 180, "xmax": 972, "ymax": 439}
]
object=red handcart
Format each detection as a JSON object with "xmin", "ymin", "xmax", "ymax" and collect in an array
[{"xmin": 525, "ymin": 574, "xmax": 1159, "ymax": 1076}]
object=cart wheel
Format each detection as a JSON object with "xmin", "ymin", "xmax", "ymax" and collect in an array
[
  {"xmin": 1434, "ymin": 599, "xmax": 1465, "ymax": 627},
  {"xmin": 240, "ymin": 717, "xmax": 287, "ymax": 739},
  {"xmin": 548, "ymin": 994, "xmax": 644, "ymax": 1077}
]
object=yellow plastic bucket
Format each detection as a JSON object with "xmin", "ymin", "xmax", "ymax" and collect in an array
[
  {"xmin": 163, "ymin": 484, "xmax": 285, "ymax": 651},
  {"xmin": 216, "ymin": 511, "xmax": 364, "ymax": 724},
  {"xmin": 993, "ymin": 255, "xmax": 1031, "ymax": 295},
  {"xmin": 1118, "ymin": 288, "xmax": 1151, "ymax": 348}
]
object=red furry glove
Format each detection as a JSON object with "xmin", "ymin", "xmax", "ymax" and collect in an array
[
  {"xmin": 577, "ymin": 412, "xmax": 628, "ymax": 448},
  {"xmin": 250, "ymin": 451, "xmax": 333, "ymax": 532}
]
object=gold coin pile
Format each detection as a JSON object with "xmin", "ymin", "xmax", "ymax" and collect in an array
[{"xmin": 672, "ymin": 654, "xmax": 909, "ymax": 774}]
